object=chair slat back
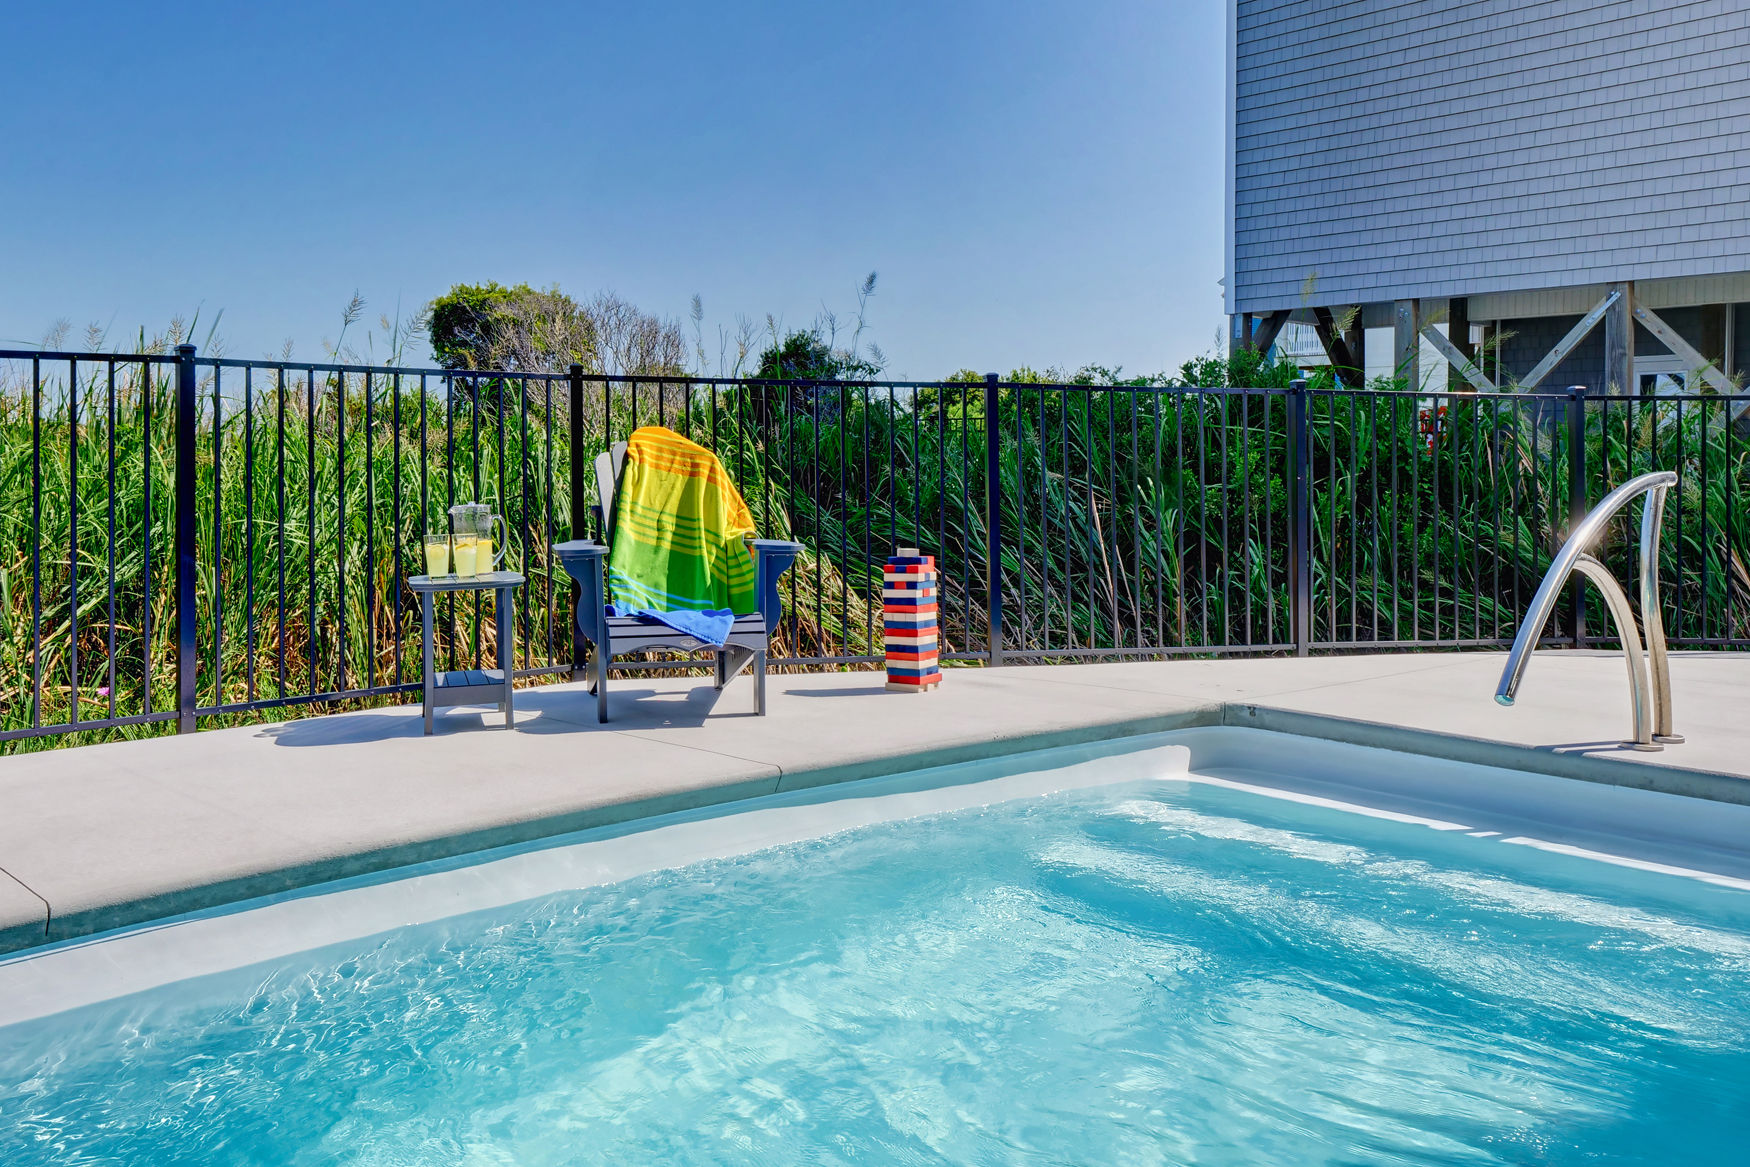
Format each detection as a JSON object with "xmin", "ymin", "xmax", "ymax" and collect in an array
[{"xmin": 594, "ymin": 441, "xmax": 628, "ymax": 543}]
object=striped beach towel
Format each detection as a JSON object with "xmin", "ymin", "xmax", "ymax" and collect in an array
[{"xmin": 607, "ymin": 426, "xmax": 757, "ymax": 643}]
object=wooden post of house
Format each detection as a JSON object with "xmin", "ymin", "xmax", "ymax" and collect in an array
[
  {"xmin": 1393, "ymin": 300, "xmax": 1420, "ymax": 390},
  {"xmin": 1604, "ymin": 281, "xmax": 1635, "ymax": 395},
  {"xmin": 1447, "ymin": 297, "xmax": 1472, "ymax": 391}
]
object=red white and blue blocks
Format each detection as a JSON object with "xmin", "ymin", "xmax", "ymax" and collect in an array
[{"xmin": 884, "ymin": 548, "xmax": 941, "ymax": 692}]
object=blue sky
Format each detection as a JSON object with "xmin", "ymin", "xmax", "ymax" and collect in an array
[{"xmin": 0, "ymin": 1, "xmax": 1225, "ymax": 380}]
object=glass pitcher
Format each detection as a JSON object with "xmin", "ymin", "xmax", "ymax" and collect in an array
[{"xmin": 447, "ymin": 502, "xmax": 508, "ymax": 577}]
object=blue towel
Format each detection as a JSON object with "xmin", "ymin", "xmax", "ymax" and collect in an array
[{"xmin": 607, "ymin": 605, "xmax": 737, "ymax": 648}]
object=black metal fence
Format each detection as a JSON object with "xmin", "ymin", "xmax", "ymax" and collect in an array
[{"xmin": 5, "ymin": 344, "xmax": 1748, "ymax": 748}]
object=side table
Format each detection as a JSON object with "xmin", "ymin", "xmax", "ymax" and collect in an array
[{"xmin": 409, "ymin": 571, "xmax": 525, "ymax": 734}]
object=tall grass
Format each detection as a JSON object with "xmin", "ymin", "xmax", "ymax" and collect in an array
[
  {"xmin": 704, "ymin": 379, "xmax": 1750, "ymax": 656},
  {"xmin": 5, "ymin": 357, "xmax": 1749, "ymax": 755},
  {"xmin": 0, "ymin": 362, "xmax": 896, "ymax": 751},
  {"xmin": 1, "ymin": 360, "xmax": 561, "ymax": 750}
]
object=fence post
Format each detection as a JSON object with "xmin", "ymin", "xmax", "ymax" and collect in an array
[
  {"xmin": 175, "ymin": 344, "xmax": 198, "ymax": 733},
  {"xmin": 1567, "ymin": 385, "xmax": 1588, "ymax": 647},
  {"xmin": 1289, "ymin": 378, "xmax": 1312, "ymax": 657},
  {"xmin": 984, "ymin": 372, "xmax": 1003, "ymax": 666},
  {"xmin": 568, "ymin": 363, "xmax": 588, "ymax": 677}
]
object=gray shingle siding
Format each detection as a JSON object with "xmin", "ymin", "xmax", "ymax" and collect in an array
[{"xmin": 1231, "ymin": 0, "xmax": 1750, "ymax": 314}]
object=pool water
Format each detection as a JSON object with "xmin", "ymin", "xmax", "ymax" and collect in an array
[{"xmin": 3, "ymin": 776, "xmax": 1748, "ymax": 1164}]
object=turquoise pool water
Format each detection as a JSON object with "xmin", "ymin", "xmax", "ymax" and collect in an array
[{"xmin": 3, "ymin": 776, "xmax": 1748, "ymax": 1164}]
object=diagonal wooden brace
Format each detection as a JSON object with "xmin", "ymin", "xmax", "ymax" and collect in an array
[
  {"xmin": 1632, "ymin": 304, "xmax": 1736, "ymax": 398},
  {"xmin": 1519, "ymin": 291, "xmax": 1619, "ymax": 390},
  {"xmin": 1420, "ymin": 323, "xmax": 1496, "ymax": 391}
]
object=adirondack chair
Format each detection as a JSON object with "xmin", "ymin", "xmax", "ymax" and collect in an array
[{"xmin": 553, "ymin": 441, "xmax": 802, "ymax": 723}]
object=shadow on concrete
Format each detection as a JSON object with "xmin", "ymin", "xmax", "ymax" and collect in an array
[
  {"xmin": 787, "ymin": 685, "xmax": 892, "ymax": 698},
  {"xmin": 515, "ymin": 683, "xmax": 756, "ymax": 730},
  {"xmin": 1546, "ymin": 740, "xmax": 1645, "ymax": 754},
  {"xmin": 258, "ymin": 712, "xmax": 431, "ymax": 747},
  {"xmin": 258, "ymin": 678, "xmax": 772, "ymax": 746},
  {"xmin": 258, "ymin": 701, "xmax": 539, "ymax": 746}
]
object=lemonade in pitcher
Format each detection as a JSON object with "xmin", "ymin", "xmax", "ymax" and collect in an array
[
  {"xmin": 453, "ymin": 535, "xmax": 480, "ymax": 577},
  {"xmin": 447, "ymin": 502, "xmax": 506, "ymax": 579}
]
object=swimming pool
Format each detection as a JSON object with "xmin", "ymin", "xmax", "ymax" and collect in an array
[{"xmin": 2, "ymin": 729, "xmax": 1747, "ymax": 1163}]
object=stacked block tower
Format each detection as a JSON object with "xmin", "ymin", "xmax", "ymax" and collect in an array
[{"xmin": 883, "ymin": 547, "xmax": 941, "ymax": 692}]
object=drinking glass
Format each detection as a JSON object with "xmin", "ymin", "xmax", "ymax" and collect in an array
[{"xmin": 423, "ymin": 535, "xmax": 451, "ymax": 577}]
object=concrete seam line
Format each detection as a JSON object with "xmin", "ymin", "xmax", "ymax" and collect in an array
[
  {"xmin": 0, "ymin": 864, "xmax": 51, "ymax": 925},
  {"xmin": 609, "ymin": 730, "xmax": 790, "ymax": 771},
  {"xmin": 0, "ymin": 864, "xmax": 51, "ymax": 911},
  {"xmin": 0, "ymin": 865, "xmax": 52, "ymax": 946}
]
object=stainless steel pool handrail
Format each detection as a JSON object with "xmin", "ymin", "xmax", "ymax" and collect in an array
[{"xmin": 1495, "ymin": 470, "xmax": 1679, "ymax": 751}]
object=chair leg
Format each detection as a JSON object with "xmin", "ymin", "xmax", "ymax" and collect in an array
[
  {"xmin": 596, "ymin": 643, "xmax": 609, "ymax": 724},
  {"xmin": 755, "ymin": 649, "xmax": 767, "ymax": 716},
  {"xmin": 501, "ymin": 587, "xmax": 515, "ymax": 731},
  {"xmin": 716, "ymin": 646, "xmax": 755, "ymax": 687}
]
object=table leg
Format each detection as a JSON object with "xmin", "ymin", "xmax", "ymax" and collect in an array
[
  {"xmin": 422, "ymin": 591, "xmax": 435, "ymax": 735},
  {"xmin": 500, "ymin": 585, "xmax": 515, "ymax": 730}
]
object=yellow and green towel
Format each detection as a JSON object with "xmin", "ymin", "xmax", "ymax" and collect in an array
[{"xmin": 607, "ymin": 426, "xmax": 757, "ymax": 644}]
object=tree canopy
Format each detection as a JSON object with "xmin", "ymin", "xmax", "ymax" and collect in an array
[
  {"xmin": 427, "ymin": 282, "xmax": 683, "ymax": 375},
  {"xmin": 753, "ymin": 328, "xmax": 882, "ymax": 381}
]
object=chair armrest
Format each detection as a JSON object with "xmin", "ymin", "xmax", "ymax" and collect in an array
[
  {"xmin": 554, "ymin": 539, "xmax": 606, "ymax": 578},
  {"xmin": 552, "ymin": 541, "xmax": 609, "ymax": 653},
  {"xmin": 749, "ymin": 539, "xmax": 804, "ymax": 629}
]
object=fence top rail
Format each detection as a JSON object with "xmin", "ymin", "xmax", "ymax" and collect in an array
[
  {"xmin": 197, "ymin": 358, "xmax": 578, "ymax": 380},
  {"xmin": 440, "ymin": 370, "xmax": 1307, "ymax": 394},
  {"xmin": 0, "ymin": 349, "xmax": 177, "ymax": 365},
  {"xmin": 2, "ymin": 351, "xmax": 1284, "ymax": 393},
  {"xmin": 11, "ymin": 347, "xmax": 1750, "ymax": 405}
]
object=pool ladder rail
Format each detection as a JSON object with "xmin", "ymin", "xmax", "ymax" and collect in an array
[{"xmin": 1495, "ymin": 470, "xmax": 1682, "ymax": 752}]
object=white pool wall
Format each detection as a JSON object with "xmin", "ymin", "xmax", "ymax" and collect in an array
[{"xmin": 1175, "ymin": 726, "xmax": 1750, "ymax": 883}]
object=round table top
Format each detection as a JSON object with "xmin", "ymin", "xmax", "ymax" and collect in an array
[{"xmin": 408, "ymin": 571, "xmax": 526, "ymax": 592}]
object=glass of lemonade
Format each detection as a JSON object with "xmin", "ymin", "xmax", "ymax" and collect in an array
[
  {"xmin": 453, "ymin": 535, "xmax": 480, "ymax": 578},
  {"xmin": 423, "ymin": 535, "xmax": 451, "ymax": 577}
]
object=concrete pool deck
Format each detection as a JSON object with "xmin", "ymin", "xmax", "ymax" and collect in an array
[{"xmin": 2, "ymin": 650, "xmax": 1748, "ymax": 954}]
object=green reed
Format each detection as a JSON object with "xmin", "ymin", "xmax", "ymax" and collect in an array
[{"xmin": 6, "ymin": 363, "xmax": 1748, "ymax": 755}]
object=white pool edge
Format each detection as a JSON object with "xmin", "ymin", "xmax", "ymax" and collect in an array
[
  {"xmin": 4, "ymin": 725, "xmax": 1750, "ymax": 1029},
  {"xmin": 0, "ymin": 737, "xmax": 1192, "ymax": 1028}
]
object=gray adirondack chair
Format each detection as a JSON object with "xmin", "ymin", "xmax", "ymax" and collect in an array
[{"xmin": 553, "ymin": 441, "xmax": 802, "ymax": 723}]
